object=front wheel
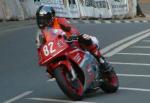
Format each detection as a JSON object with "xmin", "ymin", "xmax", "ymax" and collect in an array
[
  {"xmin": 53, "ymin": 66, "xmax": 84, "ymax": 101},
  {"xmin": 100, "ymin": 69, "xmax": 119, "ymax": 93}
]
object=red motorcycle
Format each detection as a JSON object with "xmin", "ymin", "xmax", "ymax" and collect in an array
[{"xmin": 36, "ymin": 27, "xmax": 119, "ymax": 100}]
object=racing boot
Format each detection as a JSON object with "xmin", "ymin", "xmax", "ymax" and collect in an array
[
  {"xmin": 78, "ymin": 34, "xmax": 112, "ymax": 73},
  {"xmin": 89, "ymin": 45, "xmax": 112, "ymax": 73},
  {"xmin": 99, "ymin": 56, "xmax": 113, "ymax": 73}
]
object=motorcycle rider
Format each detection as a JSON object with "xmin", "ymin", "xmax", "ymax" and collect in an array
[{"xmin": 36, "ymin": 5, "xmax": 112, "ymax": 73}]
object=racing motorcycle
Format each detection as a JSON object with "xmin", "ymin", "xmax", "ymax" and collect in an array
[{"xmin": 36, "ymin": 27, "xmax": 119, "ymax": 100}]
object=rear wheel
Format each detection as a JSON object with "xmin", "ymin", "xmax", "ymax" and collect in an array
[
  {"xmin": 53, "ymin": 66, "xmax": 84, "ymax": 101},
  {"xmin": 100, "ymin": 69, "xmax": 119, "ymax": 93}
]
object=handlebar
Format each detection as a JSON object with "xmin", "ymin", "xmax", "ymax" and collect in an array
[{"xmin": 64, "ymin": 35, "xmax": 78, "ymax": 42}]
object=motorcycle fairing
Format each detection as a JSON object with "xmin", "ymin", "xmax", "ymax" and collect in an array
[
  {"xmin": 68, "ymin": 49, "xmax": 100, "ymax": 90},
  {"xmin": 38, "ymin": 29, "xmax": 68, "ymax": 65}
]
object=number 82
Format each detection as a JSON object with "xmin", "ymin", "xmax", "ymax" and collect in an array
[{"xmin": 43, "ymin": 42, "xmax": 56, "ymax": 56}]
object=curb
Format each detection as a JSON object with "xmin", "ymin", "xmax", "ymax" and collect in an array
[
  {"xmin": 70, "ymin": 18, "xmax": 150, "ymax": 24},
  {"xmin": 0, "ymin": 17, "xmax": 150, "ymax": 32}
]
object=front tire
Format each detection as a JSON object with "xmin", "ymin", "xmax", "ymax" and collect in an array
[
  {"xmin": 100, "ymin": 69, "xmax": 119, "ymax": 93},
  {"xmin": 53, "ymin": 66, "xmax": 84, "ymax": 101}
]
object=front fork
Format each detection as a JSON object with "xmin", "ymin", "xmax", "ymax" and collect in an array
[
  {"xmin": 70, "ymin": 67, "xmax": 77, "ymax": 81},
  {"xmin": 46, "ymin": 59, "xmax": 77, "ymax": 81}
]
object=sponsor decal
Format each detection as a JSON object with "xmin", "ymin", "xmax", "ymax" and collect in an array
[
  {"xmin": 114, "ymin": 0, "xmax": 122, "ymax": 2},
  {"xmin": 84, "ymin": 0, "xmax": 109, "ymax": 8}
]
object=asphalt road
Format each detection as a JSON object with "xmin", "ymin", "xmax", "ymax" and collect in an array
[{"xmin": 1, "ymin": 21, "xmax": 150, "ymax": 103}]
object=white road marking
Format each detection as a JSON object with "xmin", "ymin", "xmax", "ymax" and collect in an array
[
  {"xmin": 142, "ymin": 20, "xmax": 149, "ymax": 23},
  {"xmin": 47, "ymin": 78, "xmax": 56, "ymax": 82},
  {"xmin": 49, "ymin": 74, "xmax": 150, "ymax": 81},
  {"xmin": 110, "ymin": 62, "xmax": 150, "ymax": 66},
  {"xmin": 117, "ymin": 52, "xmax": 150, "ymax": 56},
  {"xmin": 133, "ymin": 20, "xmax": 141, "ymax": 23},
  {"xmin": 124, "ymin": 20, "xmax": 131, "ymax": 23},
  {"xmin": 117, "ymin": 74, "xmax": 150, "ymax": 78},
  {"xmin": 132, "ymin": 46, "xmax": 150, "ymax": 49},
  {"xmin": 3, "ymin": 91, "xmax": 33, "ymax": 103},
  {"xmin": 142, "ymin": 40, "xmax": 150, "ymax": 42},
  {"xmin": 28, "ymin": 87, "xmax": 150, "ymax": 103},
  {"xmin": 105, "ymin": 32, "xmax": 150, "ymax": 57},
  {"xmin": 101, "ymin": 29, "xmax": 150, "ymax": 54},
  {"xmin": 115, "ymin": 20, "xmax": 122, "ymax": 23},
  {"xmin": 94, "ymin": 20, "xmax": 100, "ymax": 24},
  {"xmin": 104, "ymin": 21, "xmax": 112, "ymax": 24},
  {"xmin": 120, "ymin": 87, "xmax": 150, "ymax": 92},
  {"xmin": 28, "ymin": 97, "xmax": 96, "ymax": 103}
]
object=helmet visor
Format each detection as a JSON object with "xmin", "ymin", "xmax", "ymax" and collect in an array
[
  {"xmin": 38, "ymin": 16, "xmax": 48, "ymax": 27},
  {"xmin": 37, "ymin": 13, "xmax": 53, "ymax": 28}
]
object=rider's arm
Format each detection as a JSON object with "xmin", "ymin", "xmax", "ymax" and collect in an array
[
  {"xmin": 36, "ymin": 30, "xmax": 43, "ymax": 48},
  {"xmin": 36, "ymin": 29, "xmax": 47, "ymax": 48},
  {"xmin": 58, "ymin": 18, "xmax": 71, "ymax": 32},
  {"xmin": 58, "ymin": 18, "xmax": 80, "ymax": 35}
]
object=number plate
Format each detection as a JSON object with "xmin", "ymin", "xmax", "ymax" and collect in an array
[{"xmin": 39, "ymin": 39, "xmax": 68, "ymax": 64}]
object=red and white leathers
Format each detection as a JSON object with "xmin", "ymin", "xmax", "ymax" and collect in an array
[{"xmin": 36, "ymin": 17, "xmax": 102, "ymax": 60}]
